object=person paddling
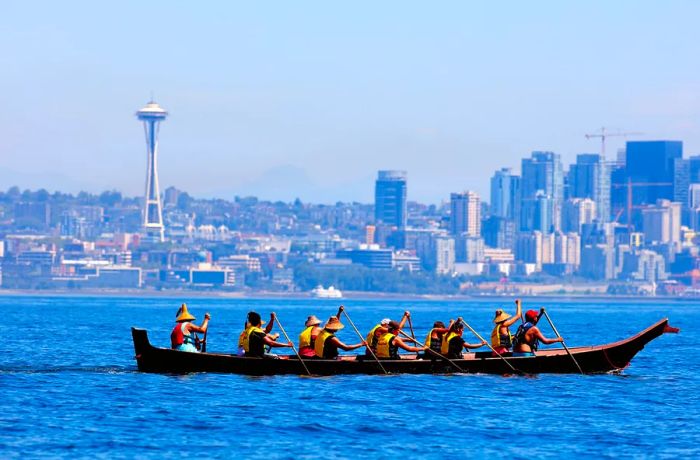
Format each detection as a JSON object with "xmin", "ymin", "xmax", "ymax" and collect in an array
[
  {"xmin": 441, "ymin": 320, "xmax": 486, "ymax": 359},
  {"xmin": 376, "ymin": 320, "xmax": 427, "ymax": 359},
  {"xmin": 315, "ymin": 316, "xmax": 365, "ymax": 359},
  {"xmin": 423, "ymin": 320, "xmax": 453, "ymax": 358},
  {"xmin": 512, "ymin": 309, "xmax": 563, "ymax": 356},
  {"xmin": 237, "ymin": 312, "xmax": 276, "ymax": 356},
  {"xmin": 365, "ymin": 311, "xmax": 410, "ymax": 356},
  {"xmin": 298, "ymin": 315, "xmax": 323, "ymax": 357},
  {"xmin": 240, "ymin": 311, "xmax": 293, "ymax": 358},
  {"xmin": 490, "ymin": 299, "xmax": 522, "ymax": 356},
  {"xmin": 170, "ymin": 304, "xmax": 210, "ymax": 353}
]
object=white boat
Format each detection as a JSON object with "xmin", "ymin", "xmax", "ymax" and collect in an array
[{"xmin": 311, "ymin": 285, "xmax": 343, "ymax": 299}]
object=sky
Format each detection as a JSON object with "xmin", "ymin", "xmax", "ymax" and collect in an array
[{"xmin": 1, "ymin": 1, "xmax": 699, "ymax": 204}]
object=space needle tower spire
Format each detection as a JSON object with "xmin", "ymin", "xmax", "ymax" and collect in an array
[{"xmin": 136, "ymin": 100, "xmax": 168, "ymax": 242}]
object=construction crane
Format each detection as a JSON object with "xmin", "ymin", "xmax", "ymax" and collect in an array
[
  {"xmin": 610, "ymin": 179, "xmax": 673, "ymax": 232},
  {"xmin": 585, "ymin": 127, "xmax": 644, "ymax": 158}
]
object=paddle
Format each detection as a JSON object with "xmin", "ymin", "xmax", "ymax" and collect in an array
[
  {"xmin": 397, "ymin": 330, "xmax": 466, "ymax": 373},
  {"xmin": 273, "ymin": 314, "xmax": 312, "ymax": 376},
  {"xmin": 201, "ymin": 329, "xmax": 207, "ymax": 353},
  {"xmin": 540, "ymin": 308, "xmax": 584, "ymax": 375},
  {"xmin": 460, "ymin": 318, "xmax": 520, "ymax": 374},
  {"xmin": 338, "ymin": 305, "xmax": 388, "ymax": 375}
]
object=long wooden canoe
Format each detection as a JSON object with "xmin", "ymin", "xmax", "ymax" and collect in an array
[{"xmin": 131, "ymin": 318, "xmax": 678, "ymax": 375}]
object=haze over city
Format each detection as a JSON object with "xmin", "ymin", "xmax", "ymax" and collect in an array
[{"xmin": 1, "ymin": 1, "xmax": 699, "ymax": 203}]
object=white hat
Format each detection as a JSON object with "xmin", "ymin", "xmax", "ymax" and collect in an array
[{"xmin": 380, "ymin": 318, "xmax": 391, "ymax": 326}]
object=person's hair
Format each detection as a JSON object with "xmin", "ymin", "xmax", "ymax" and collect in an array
[
  {"xmin": 433, "ymin": 321, "xmax": 445, "ymax": 329},
  {"xmin": 247, "ymin": 311, "xmax": 262, "ymax": 326}
]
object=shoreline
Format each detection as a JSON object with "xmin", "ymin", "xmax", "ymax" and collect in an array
[{"xmin": 0, "ymin": 288, "xmax": 697, "ymax": 303}]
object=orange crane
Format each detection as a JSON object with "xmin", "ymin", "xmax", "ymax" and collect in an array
[
  {"xmin": 610, "ymin": 179, "xmax": 673, "ymax": 232},
  {"xmin": 585, "ymin": 127, "xmax": 644, "ymax": 157}
]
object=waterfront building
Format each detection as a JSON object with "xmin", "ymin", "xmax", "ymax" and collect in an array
[
  {"xmin": 450, "ymin": 191, "xmax": 480, "ymax": 237},
  {"xmin": 520, "ymin": 151, "xmax": 564, "ymax": 232},
  {"xmin": 455, "ymin": 235, "xmax": 485, "ymax": 263},
  {"xmin": 374, "ymin": 170, "xmax": 407, "ymax": 229},
  {"xmin": 336, "ymin": 246, "xmax": 394, "ymax": 270},
  {"xmin": 567, "ymin": 153, "xmax": 610, "ymax": 222},
  {"xmin": 490, "ymin": 168, "xmax": 521, "ymax": 221},
  {"xmin": 515, "ymin": 231, "xmax": 543, "ymax": 268},
  {"xmin": 579, "ymin": 244, "xmax": 615, "ymax": 280},
  {"xmin": 136, "ymin": 100, "xmax": 169, "ymax": 242},
  {"xmin": 14, "ymin": 202, "xmax": 51, "ymax": 228},
  {"xmin": 621, "ymin": 250, "xmax": 668, "ymax": 283}
]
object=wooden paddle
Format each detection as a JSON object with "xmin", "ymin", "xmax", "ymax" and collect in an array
[
  {"xmin": 540, "ymin": 308, "xmax": 584, "ymax": 375},
  {"xmin": 274, "ymin": 314, "xmax": 312, "ymax": 376},
  {"xmin": 338, "ymin": 305, "xmax": 388, "ymax": 375},
  {"xmin": 460, "ymin": 318, "xmax": 520, "ymax": 374},
  {"xmin": 407, "ymin": 314, "xmax": 417, "ymax": 344},
  {"xmin": 397, "ymin": 330, "xmax": 466, "ymax": 373}
]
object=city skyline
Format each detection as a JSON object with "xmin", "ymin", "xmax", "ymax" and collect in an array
[{"xmin": 1, "ymin": 2, "xmax": 700, "ymax": 203}]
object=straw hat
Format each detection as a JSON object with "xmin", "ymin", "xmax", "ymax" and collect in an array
[
  {"xmin": 323, "ymin": 315, "xmax": 345, "ymax": 331},
  {"xmin": 305, "ymin": 315, "xmax": 322, "ymax": 327},
  {"xmin": 176, "ymin": 304, "xmax": 195, "ymax": 323},
  {"xmin": 493, "ymin": 309, "xmax": 512, "ymax": 324}
]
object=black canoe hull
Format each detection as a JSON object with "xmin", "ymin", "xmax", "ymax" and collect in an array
[{"xmin": 132, "ymin": 318, "xmax": 675, "ymax": 375}]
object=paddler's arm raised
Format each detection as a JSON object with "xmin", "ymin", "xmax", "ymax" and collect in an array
[
  {"xmin": 188, "ymin": 313, "xmax": 211, "ymax": 333},
  {"xmin": 330, "ymin": 336, "xmax": 365, "ymax": 351},
  {"xmin": 393, "ymin": 336, "xmax": 426, "ymax": 353},
  {"xmin": 397, "ymin": 311, "xmax": 410, "ymax": 330},
  {"xmin": 503, "ymin": 299, "xmax": 522, "ymax": 328},
  {"xmin": 264, "ymin": 312, "xmax": 275, "ymax": 334}
]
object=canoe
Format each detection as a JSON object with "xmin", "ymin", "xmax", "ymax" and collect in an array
[{"xmin": 131, "ymin": 318, "xmax": 678, "ymax": 375}]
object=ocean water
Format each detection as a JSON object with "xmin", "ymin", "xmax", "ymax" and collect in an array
[{"xmin": 0, "ymin": 295, "xmax": 697, "ymax": 459}]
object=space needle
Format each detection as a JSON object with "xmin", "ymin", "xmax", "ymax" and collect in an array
[{"xmin": 136, "ymin": 100, "xmax": 168, "ymax": 242}]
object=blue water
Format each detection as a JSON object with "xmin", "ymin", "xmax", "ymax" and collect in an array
[{"xmin": 0, "ymin": 295, "xmax": 697, "ymax": 459}]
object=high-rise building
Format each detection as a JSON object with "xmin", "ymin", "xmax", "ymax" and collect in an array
[
  {"xmin": 520, "ymin": 151, "xmax": 564, "ymax": 232},
  {"xmin": 374, "ymin": 170, "xmax": 407, "ymax": 229},
  {"xmin": 561, "ymin": 198, "xmax": 597, "ymax": 233},
  {"xmin": 482, "ymin": 216, "xmax": 515, "ymax": 249},
  {"xmin": 625, "ymin": 141, "xmax": 682, "ymax": 205},
  {"xmin": 490, "ymin": 168, "xmax": 521, "ymax": 221},
  {"xmin": 567, "ymin": 153, "xmax": 610, "ymax": 222},
  {"xmin": 642, "ymin": 199, "xmax": 681, "ymax": 245},
  {"xmin": 450, "ymin": 191, "xmax": 480, "ymax": 237},
  {"xmin": 136, "ymin": 100, "xmax": 168, "ymax": 242}
]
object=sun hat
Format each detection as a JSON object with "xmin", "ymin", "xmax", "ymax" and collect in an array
[
  {"xmin": 176, "ymin": 304, "xmax": 195, "ymax": 323},
  {"xmin": 525, "ymin": 310, "xmax": 539, "ymax": 322},
  {"xmin": 324, "ymin": 316, "xmax": 345, "ymax": 331},
  {"xmin": 493, "ymin": 309, "xmax": 512, "ymax": 324},
  {"xmin": 380, "ymin": 318, "xmax": 391, "ymax": 326},
  {"xmin": 247, "ymin": 311, "xmax": 266, "ymax": 326},
  {"xmin": 305, "ymin": 315, "xmax": 322, "ymax": 327}
]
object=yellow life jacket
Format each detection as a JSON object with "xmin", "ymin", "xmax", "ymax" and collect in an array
[
  {"xmin": 299, "ymin": 326, "xmax": 315, "ymax": 349},
  {"xmin": 376, "ymin": 333, "xmax": 397, "ymax": 358},
  {"xmin": 491, "ymin": 324, "xmax": 513, "ymax": 348},
  {"xmin": 365, "ymin": 324, "xmax": 382, "ymax": 350},
  {"xmin": 314, "ymin": 329, "xmax": 335, "ymax": 358},
  {"xmin": 441, "ymin": 331, "xmax": 459, "ymax": 355},
  {"xmin": 242, "ymin": 326, "xmax": 265, "ymax": 353}
]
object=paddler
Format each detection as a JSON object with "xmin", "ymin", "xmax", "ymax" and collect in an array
[
  {"xmin": 512, "ymin": 309, "xmax": 564, "ymax": 356},
  {"xmin": 423, "ymin": 320, "xmax": 453, "ymax": 357},
  {"xmin": 298, "ymin": 315, "xmax": 323, "ymax": 357},
  {"xmin": 240, "ymin": 311, "xmax": 293, "ymax": 358},
  {"xmin": 170, "ymin": 304, "xmax": 210, "ymax": 352},
  {"xmin": 490, "ymin": 299, "xmax": 522, "ymax": 356},
  {"xmin": 237, "ymin": 312, "xmax": 277, "ymax": 356},
  {"xmin": 376, "ymin": 320, "xmax": 427, "ymax": 359},
  {"xmin": 441, "ymin": 320, "xmax": 487, "ymax": 359},
  {"xmin": 315, "ymin": 315, "xmax": 365, "ymax": 359},
  {"xmin": 365, "ymin": 311, "xmax": 410, "ymax": 356}
]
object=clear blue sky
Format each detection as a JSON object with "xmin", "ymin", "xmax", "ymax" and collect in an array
[{"xmin": 1, "ymin": 1, "xmax": 698, "ymax": 203}]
